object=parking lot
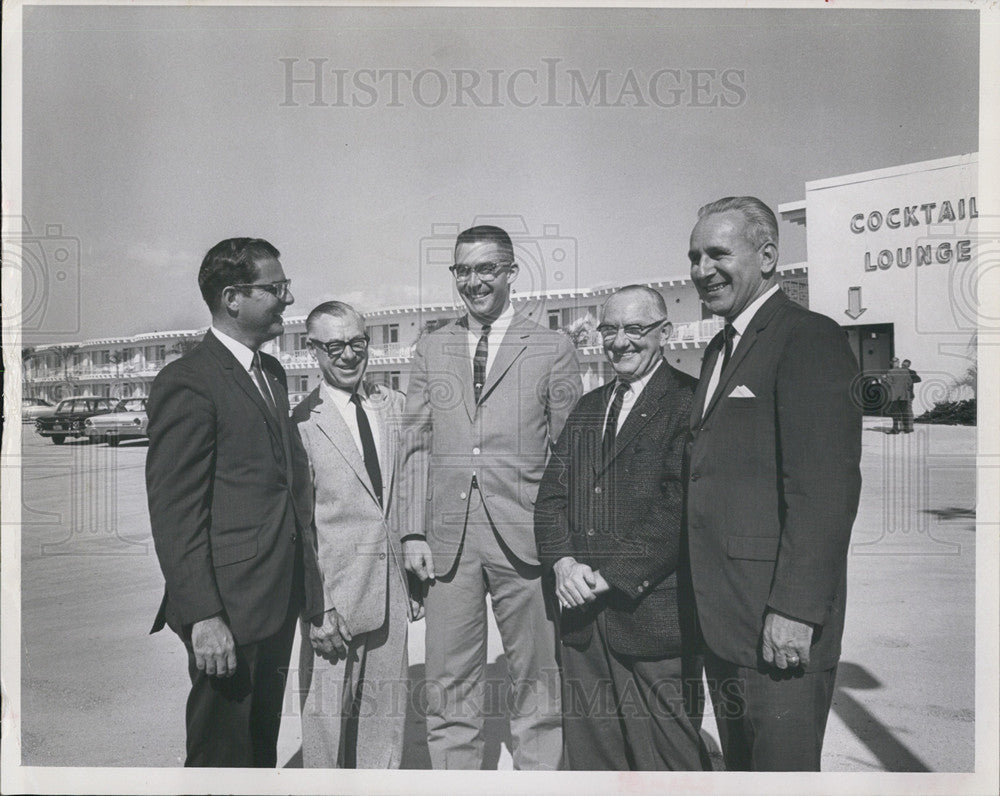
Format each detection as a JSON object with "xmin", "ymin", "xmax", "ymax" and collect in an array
[{"xmin": 14, "ymin": 418, "xmax": 977, "ymax": 774}]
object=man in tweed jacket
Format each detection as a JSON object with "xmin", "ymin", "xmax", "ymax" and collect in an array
[{"xmin": 534, "ymin": 286, "xmax": 710, "ymax": 771}]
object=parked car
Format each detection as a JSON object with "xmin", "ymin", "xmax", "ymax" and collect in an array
[
  {"xmin": 83, "ymin": 398, "xmax": 149, "ymax": 446},
  {"xmin": 35, "ymin": 396, "xmax": 117, "ymax": 444},
  {"xmin": 22, "ymin": 398, "xmax": 56, "ymax": 423}
]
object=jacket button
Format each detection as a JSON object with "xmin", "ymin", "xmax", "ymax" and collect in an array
[
  {"xmin": 594, "ymin": 486, "xmax": 602, "ymax": 494},
  {"xmin": 587, "ymin": 529, "xmax": 596, "ymax": 537},
  {"xmin": 636, "ymin": 585, "xmax": 644, "ymax": 593},
  {"xmin": 290, "ymin": 532, "xmax": 298, "ymax": 542},
  {"xmin": 690, "ymin": 473, "xmax": 699, "ymax": 481},
  {"xmin": 460, "ymin": 491, "xmax": 467, "ymax": 500},
  {"xmin": 642, "ymin": 580, "xmax": 650, "ymax": 587},
  {"xmin": 472, "ymin": 447, "xmax": 481, "ymax": 455},
  {"xmin": 379, "ymin": 553, "xmax": 386, "ymax": 560}
]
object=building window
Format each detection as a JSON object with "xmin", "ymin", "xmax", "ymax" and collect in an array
[
  {"xmin": 294, "ymin": 332, "xmax": 308, "ymax": 351},
  {"xmin": 295, "ymin": 376, "xmax": 310, "ymax": 392},
  {"xmin": 389, "ymin": 325, "xmax": 399, "ymax": 344},
  {"xmin": 548, "ymin": 310, "xmax": 561, "ymax": 330}
]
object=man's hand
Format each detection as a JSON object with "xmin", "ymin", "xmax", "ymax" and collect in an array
[
  {"xmin": 403, "ymin": 539, "xmax": 435, "ymax": 582},
  {"xmin": 761, "ymin": 610, "xmax": 814, "ymax": 670},
  {"xmin": 553, "ymin": 557, "xmax": 601, "ymax": 608},
  {"xmin": 408, "ymin": 596, "xmax": 426, "ymax": 621},
  {"xmin": 310, "ymin": 608, "xmax": 353, "ymax": 663},
  {"xmin": 591, "ymin": 570, "xmax": 612, "ymax": 596},
  {"xmin": 191, "ymin": 615, "xmax": 237, "ymax": 678}
]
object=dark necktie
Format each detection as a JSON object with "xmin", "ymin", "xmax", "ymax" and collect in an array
[
  {"xmin": 251, "ymin": 352, "xmax": 278, "ymax": 419},
  {"xmin": 720, "ymin": 323, "xmax": 736, "ymax": 373},
  {"xmin": 473, "ymin": 324, "xmax": 491, "ymax": 403},
  {"xmin": 602, "ymin": 381, "xmax": 630, "ymax": 459},
  {"xmin": 350, "ymin": 392, "xmax": 383, "ymax": 507}
]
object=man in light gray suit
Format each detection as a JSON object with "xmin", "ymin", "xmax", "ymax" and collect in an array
[
  {"xmin": 399, "ymin": 225, "xmax": 583, "ymax": 769},
  {"xmin": 293, "ymin": 300, "xmax": 418, "ymax": 768}
]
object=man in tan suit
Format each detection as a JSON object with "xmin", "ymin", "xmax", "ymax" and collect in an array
[
  {"xmin": 293, "ymin": 300, "xmax": 417, "ymax": 768},
  {"xmin": 399, "ymin": 225, "xmax": 583, "ymax": 769}
]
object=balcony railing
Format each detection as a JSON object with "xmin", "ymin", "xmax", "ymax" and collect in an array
[{"xmin": 25, "ymin": 318, "xmax": 727, "ymax": 384}]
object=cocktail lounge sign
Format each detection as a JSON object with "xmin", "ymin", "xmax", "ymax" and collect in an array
[{"xmin": 851, "ymin": 196, "xmax": 977, "ymax": 271}]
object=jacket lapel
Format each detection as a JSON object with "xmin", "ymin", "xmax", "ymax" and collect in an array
[
  {"xmin": 691, "ymin": 335, "xmax": 722, "ymax": 429},
  {"xmin": 368, "ymin": 387, "xmax": 397, "ymax": 517},
  {"xmin": 204, "ymin": 332, "xmax": 284, "ymax": 447},
  {"xmin": 478, "ymin": 316, "xmax": 528, "ymax": 405},
  {"xmin": 452, "ymin": 318, "xmax": 478, "ymax": 422},
  {"xmin": 311, "ymin": 388, "xmax": 380, "ymax": 506},
  {"xmin": 598, "ymin": 364, "xmax": 670, "ymax": 475},
  {"xmin": 700, "ymin": 290, "xmax": 788, "ymax": 421}
]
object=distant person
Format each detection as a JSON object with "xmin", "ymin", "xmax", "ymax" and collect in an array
[
  {"xmin": 882, "ymin": 358, "xmax": 914, "ymax": 434},
  {"xmin": 686, "ymin": 197, "xmax": 863, "ymax": 770},
  {"xmin": 146, "ymin": 238, "xmax": 322, "ymax": 766},
  {"xmin": 901, "ymin": 358, "xmax": 921, "ymax": 433},
  {"xmin": 398, "ymin": 224, "xmax": 583, "ymax": 769},
  {"xmin": 535, "ymin": 285, "xmax": 710, "ymax": 771},
  {"xmin": 293, "ymin": 300, "xmax": 419, "ymax": 768}
]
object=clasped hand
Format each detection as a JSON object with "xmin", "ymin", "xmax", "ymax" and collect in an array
[
  {"xmin": 310, "ymin": 607, "xmax": 353, "ymax": 663},
  {"xmin": 553, "ymin": 557, "xmax": 610, "ymax": 609}
]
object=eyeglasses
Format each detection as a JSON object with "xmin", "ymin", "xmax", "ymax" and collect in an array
[
  {"xmin": 307, "ymin": 336, "xmax": 370, "ymax": 359},
  {"xmin": 230, "ymin": 279, "xmax": 292, "ymax": 301},
  {"xmin": 596, "ymin": 319, "xmax": 668, "ymax": 341},
  {"xmin": 448, "ymin": 262, "xmax": 513, "ymax": 281}
]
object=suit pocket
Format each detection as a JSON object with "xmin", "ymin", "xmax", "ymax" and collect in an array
[
  {"xmin": 213, "ymin": 538, "xmax": 258, "ymax": 567},
  {"xmin": 726, "ymin": 397, "xmax": 757, "ymax": 409},
  {"xmin": 726, "ymin": 535, "xmax": 779, "ymax": 561}
]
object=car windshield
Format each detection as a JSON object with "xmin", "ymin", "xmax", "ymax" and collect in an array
[{"xmin": 115, "ymin": 399, "xmax": 146, "ymax": 412}]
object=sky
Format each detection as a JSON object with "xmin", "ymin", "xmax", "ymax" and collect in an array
[{"xmin": 18, "ymin": 4, "xmax": 980, "ymax": 343}]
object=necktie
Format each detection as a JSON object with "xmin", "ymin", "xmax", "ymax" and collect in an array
[
  {"xmin": 602, "ymin": 381, "xmax": 630, "ymax": 459},
  {"xmin": 473, "ymin": 324, "xmax": 491, "ymax": 403},
  {"xmin": 720, "ymin": 323, "xmax": 736, "ymax": 373},
  {"xmin": 350, "ymin": 392, "xmax": 383, "ymax": 507},
  {"xmin": 251, "ymin": 352, "xmax": 278, "ymax": 419}
]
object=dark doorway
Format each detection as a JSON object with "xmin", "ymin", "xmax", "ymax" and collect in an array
[{"xmin": 844, "ymin": 323, "xmax": 894, "ymax": 415}]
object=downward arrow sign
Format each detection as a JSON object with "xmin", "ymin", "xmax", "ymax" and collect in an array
[{"xmin": 845, "ymin": 286, "xmax": 867, "ymax": 320}]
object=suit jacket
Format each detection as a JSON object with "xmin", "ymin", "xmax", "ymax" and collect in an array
[
  {"xmin": 535, "ymin": 362, "xmax": 698, "ymax": 658},
  {"xmin": 687, "ymin": 290, "xmax": 862, "ymax": 672},
  {"xmin": 146, "ymin": 331, "xmax": 322, "ymax": 645},
  {"xmin": 399, "ymin": 312, "xmax": 583, "ymax": 572},
  {"xmin": 292, "ymin": 383, "xmax": 410, "ymax": 637}
]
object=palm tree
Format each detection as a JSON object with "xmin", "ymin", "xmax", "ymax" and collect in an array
[
  {"xmin": 169, "ymin": 338, "xmax": 200, "ymax": 358},
  {"xmin": 50, "ymin": 345, "xmax": 80, "ymax": 383}
]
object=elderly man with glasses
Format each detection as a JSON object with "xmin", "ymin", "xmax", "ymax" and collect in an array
[
  {"xmin": 146, "ymin": 238, "xmax": 323, "ymax": 766},
  {"xmin": 534, "ymin": 285, "xmax": 710, "ymax": 771},
  {"xmin": 398, "ymin": 224, "xmax": 583, "ymax": 769},
  {"xmin": 291, "ymin": 300, "xmax": 421, "ymax": 768}
]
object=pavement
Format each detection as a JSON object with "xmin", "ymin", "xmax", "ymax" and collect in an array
[{"xmin": 11, "ymin": 417, "xmax": 978, "ymax": 774}]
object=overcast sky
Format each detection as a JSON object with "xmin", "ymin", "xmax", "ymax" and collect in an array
[{"xmin": 20, "ymin": 5, "xmax": 979, "ymax": 342}]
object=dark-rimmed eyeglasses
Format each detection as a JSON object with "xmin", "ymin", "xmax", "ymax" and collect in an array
[
  {"xmin": 596, "ymin": 319, "xmax": 668, "ymax": 341},
  {"xmin": 230, "ymin": 279, "xmax": 292, "ymax": 301},
  {"xmin": 448, "ymin": 262, "xmax": 513, "ymax": 281},
  {"xmin": 307, "ymin": 336, "xmax": 370, "ymax": 359}
]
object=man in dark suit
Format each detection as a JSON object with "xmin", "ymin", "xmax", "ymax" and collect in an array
[
  {"xmin": 686, "ymin": 197, "xmax": 863, "ymax": 770},
  {"xmin": 399, "ymin": 225, "xmax": 582, "ymax": 769},
  {"xmin": 535, "ymin": 286, "xmax": 709, "ymax": 771},
  {"xmin": 146, "ymin": 238, "xmax": 321, "ymax": 767}
]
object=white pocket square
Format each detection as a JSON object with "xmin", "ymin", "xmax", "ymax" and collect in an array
[{"xmin": 729, "ymin": 385, "xmax": 755, "ymax": 398}]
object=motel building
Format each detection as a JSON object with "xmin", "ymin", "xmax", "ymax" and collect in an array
[{"xmin": 22, "ymin": 154, "xmax": 977, "ymax": 417}]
